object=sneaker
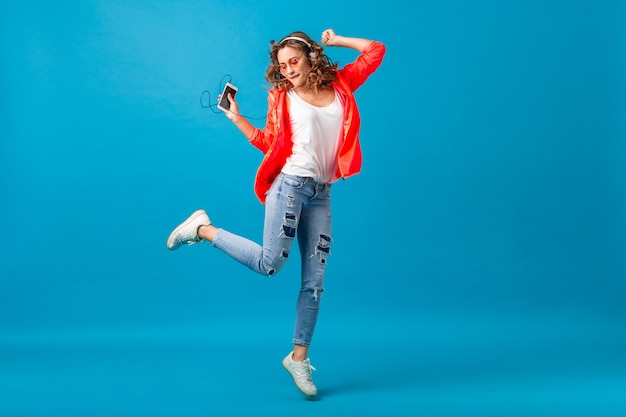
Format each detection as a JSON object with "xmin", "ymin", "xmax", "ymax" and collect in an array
[
  {"xmin": 166, "ymin": 209, "xmax": 210, "ymax": 250},
  {"xmin": 282, "ymin": 351, "xmax": 317, "ymax": 397}
]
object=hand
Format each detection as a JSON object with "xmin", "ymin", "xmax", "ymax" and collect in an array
[
  {"xmin": 221, "ymin": 93, "xmax": 240, "ymax": 121},
  {"xmin": 321, "ymin": 29, "xmax": 338, "ymax": 46}
]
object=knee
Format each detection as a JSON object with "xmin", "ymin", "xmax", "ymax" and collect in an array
[
  {"xmin": 315, "ymin": 234, "xmax": 331, "ymax": 265},
  {"xmin": 262, "ymin": 211, "xmax": 299, "ymax": 277},
  {"xmin": 260, "ymin": 249, "xmax": 290, "ymax": 277}
]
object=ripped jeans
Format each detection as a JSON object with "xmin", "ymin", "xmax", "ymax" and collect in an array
[{"xmin": 212, "ymin": 173, "xmax": 332, "ymax": 346}]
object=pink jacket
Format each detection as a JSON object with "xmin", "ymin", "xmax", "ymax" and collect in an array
[{"xmin": 249, "ymin": 40, "xmax": 386, "ymax": 203}]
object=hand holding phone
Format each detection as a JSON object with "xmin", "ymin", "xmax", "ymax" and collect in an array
[{"xmin": 217, "ymin": 82, "xmax": 238, "ymax": 113}]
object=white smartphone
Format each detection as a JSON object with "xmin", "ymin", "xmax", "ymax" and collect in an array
[{"xmin": 217, "ymin": 82, "xmax": 238, "ymax": 112}]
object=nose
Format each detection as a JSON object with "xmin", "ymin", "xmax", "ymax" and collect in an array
[{"xmin": 281, "ymin": 64, "xmax": 296, "ymax": 75}]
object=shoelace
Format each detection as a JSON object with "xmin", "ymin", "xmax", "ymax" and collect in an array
[{"xmin": 300, "ymin": 359, "xmax": 317, "ymax": 380}]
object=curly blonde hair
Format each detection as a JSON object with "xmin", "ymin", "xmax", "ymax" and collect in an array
[{"xmin": 264, "ymin": 31, "xmax": 338, "ymax": 91}]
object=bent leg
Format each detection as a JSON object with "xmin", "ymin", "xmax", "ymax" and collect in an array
[{"xmin": 209, "ymin": 174, "xmax": 306, "ymax": 277}]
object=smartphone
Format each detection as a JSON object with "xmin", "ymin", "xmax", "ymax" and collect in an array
[{"xmin": 217, "ymin": 82, "xmax": 238, "ymax": 112}]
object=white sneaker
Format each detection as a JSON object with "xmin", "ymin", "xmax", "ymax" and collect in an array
[
  {"xmin": 282, "ymin": 351, "xmax": 317, "ymax": 397},
  {"xmin": 166, "ymin": 209, "xmax": 210, "ymax": 250}
]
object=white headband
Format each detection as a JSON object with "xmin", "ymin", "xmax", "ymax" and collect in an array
[{"xmin": 280, "ymin": 36, "xmax": 312, "ymax": 49}]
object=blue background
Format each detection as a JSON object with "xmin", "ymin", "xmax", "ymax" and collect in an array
[{"xmin": 1, "ymin": 1, "xmax": 625, "ymax": 416}]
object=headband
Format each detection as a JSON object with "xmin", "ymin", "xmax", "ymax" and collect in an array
[
  {"xmin": 280, "ymin": 36, "xmax": 313, "ymax": 49},
  {"xmin": 280, "ymin": 36, "xmax": 318, "ymax": 59}
]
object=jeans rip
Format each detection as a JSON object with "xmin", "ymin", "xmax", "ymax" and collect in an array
[{"xmin": 281, "ymin": 212, "xmax": 297, "ymax": 239}]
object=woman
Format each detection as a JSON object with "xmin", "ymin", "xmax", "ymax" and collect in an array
[{"xmin": 167, "ymin": 28, "xmax": 385, "ymax": 397}]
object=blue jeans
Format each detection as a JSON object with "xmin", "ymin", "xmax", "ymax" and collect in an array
[{"xmin": 212, "ymin": 173, "xmax": 332, "ymax": 346}]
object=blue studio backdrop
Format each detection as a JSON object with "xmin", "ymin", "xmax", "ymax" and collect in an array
[{"xmin": 1, "ymin": 1, "xmax": 625, "ymax": 416}]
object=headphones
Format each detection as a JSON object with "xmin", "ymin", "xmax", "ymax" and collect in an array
[{"xmin": 280, "ymin": 36, "xmax": 318, "ymax": 59}]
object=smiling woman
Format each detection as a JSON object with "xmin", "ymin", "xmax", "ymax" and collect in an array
[
  {"xmin": 2, "ymin": 1, "xmax": 626, "ymax": 415},
  {"xmin": 166, "ymin": 28, "xmax": 386, "ymax": 398}
]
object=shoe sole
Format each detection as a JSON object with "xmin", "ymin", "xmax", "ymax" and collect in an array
[{"xmin": 166, "ymin": 209, "xmax": 207, "ymax": 250}]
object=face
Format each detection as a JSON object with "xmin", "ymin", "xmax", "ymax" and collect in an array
[{"xmin": 277, "ymin": 46, "xmax": 311, "ymax": 89}]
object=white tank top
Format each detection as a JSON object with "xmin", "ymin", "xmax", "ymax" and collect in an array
[{"xmin": 282, "ymin": 89, "xmax": 344, "ymax": 183}]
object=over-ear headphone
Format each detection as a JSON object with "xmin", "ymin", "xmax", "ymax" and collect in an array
[{"xmin": 280, "ymin": 36, "xmax": 318, "ymax": 59}]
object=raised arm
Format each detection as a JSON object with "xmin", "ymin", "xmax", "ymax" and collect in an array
[{"xmin": 321, "ymin": 29, "xmax": 372, "ymax": 53}]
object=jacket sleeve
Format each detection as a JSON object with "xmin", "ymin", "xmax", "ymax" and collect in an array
[
  {"xmin": 249, "ymin": 92, "xmax": 277, "ymax": 154},
  {"xmin": 339, "ymin": 40, "xmax": 386, "ymax": 92}
]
